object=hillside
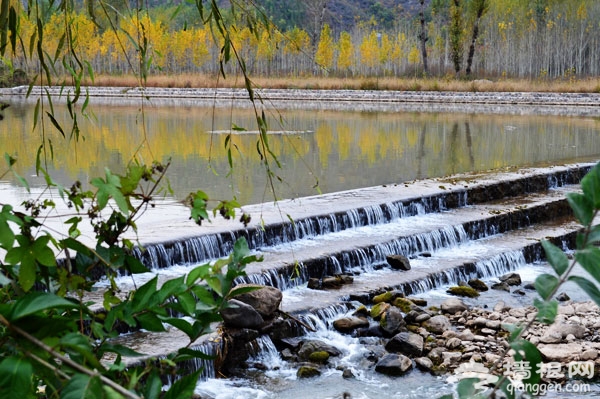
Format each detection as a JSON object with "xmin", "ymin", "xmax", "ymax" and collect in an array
[{"xmin": 260, "ymin": 0, "xmax": 424, "ymax": 34}]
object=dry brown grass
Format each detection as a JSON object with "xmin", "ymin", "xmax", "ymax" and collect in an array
[{"xmin": 84, "ymin": 73, "xmax": 600, "ymax": 93}]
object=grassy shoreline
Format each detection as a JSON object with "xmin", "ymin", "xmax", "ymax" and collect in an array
[{"xmin": 85, "ymin": 73, "xmax": 600, "ymax": 93}]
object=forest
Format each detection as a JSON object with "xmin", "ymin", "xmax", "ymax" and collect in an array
[{"xmin": 3, "ymin": 0, "xmax": 600, "ymax": 81}]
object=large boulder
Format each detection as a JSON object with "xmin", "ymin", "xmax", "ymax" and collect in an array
[
  {"xmin": 220, "ymin": 299, "xmax": 264, "ymax": 329},
  {"xmin": 375, "ymin": 354, "xmax": 413, "ymax": 376},
  {"xmin": 380, "ymin": 307, "xmax": 407, "ymax": 336},
  {"xmin": 298, "ymin": 340, "xmax": 342, "ymax": 360},
  {"xmin": 233, "ymin": 284, "xmax": 282, "ymax": 318},
  {"xmin": 385, "ymin": 332, "xmax": 424, "ymax": 357},
  {"xmin": 387, "ymin": 255, "xmax": 411, "ymax": 270}
]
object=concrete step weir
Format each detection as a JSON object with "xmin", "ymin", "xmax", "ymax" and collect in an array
[{"xmin": 102, "ymin": 162, "xmax": 597, "ymax": 382}]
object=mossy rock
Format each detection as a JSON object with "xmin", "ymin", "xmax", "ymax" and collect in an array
[
  {"xmin": 297, "ymin": 365, "xmax": 321, "ymax": 378},
  {"xmin": 446, "ymin": 286, "xmax": 480, "ymax": 298},
  {"xmin": 406, "ymin": 324, "xmax": 419, "ymax": 333},
  {"xmin": 308, "ymin": 351, "xmax": 330, "ymax": 364},
  {"xmin": 370, "ymin": 302, "xmax": 390, "ymax": 320},
  {"xmin": 353, "ymin": 305, "xmax": 369, "ymax": 318},
  {"xmin": 373, "ymin": 291, "xmax": 394, "ymax": 304},
  {"xmin": 393, "ymin": 297, "xmax": 414, "ymax": 313}
]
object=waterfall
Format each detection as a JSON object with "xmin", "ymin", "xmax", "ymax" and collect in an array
[{"xmin": 475, "ymin": 250, "xmax": 527, "ymax": 278}]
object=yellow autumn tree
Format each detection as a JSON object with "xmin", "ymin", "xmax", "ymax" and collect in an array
[
  {"xmin": 379, "ymin": 32, "xmax": 392, "ymax": 65},
  {"xmin": 337, "ymin": 31, "xmax": 354, "ymax": 71},
  {"xmin": 284, "ymin": 27, "xmax": 310, "ymax": 55},
  {"xmin": 359, "ymin": 30, "xmax": 380, "ymax": 70},
  {"xmin": 315, "ymin": 24, "xmax": 334, "ymax": 70}
]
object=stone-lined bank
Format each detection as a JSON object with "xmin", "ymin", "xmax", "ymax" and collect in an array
[{"xmin": 3, "ymin": 86, "xmax": 600, "ymax": 116}]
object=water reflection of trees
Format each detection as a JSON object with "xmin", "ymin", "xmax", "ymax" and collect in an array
[{"xmin": 1, "ymin": 105, "xmax": 599, "ymax": 204}]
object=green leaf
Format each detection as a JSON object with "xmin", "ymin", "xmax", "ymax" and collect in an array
[
  {"xmin": 136, "ymin": 312, "xmax": 166, "ymax": 332},
  {"xmin": 576, "ymin": 247, "xmax": 600, "ymax": 284},
  {"xmin": 541, "ymin": 240, "xmax": 569, "ymax": 276},
  {"xmin": 143, "ymin": 371, "xmax": 162, "ymax": 399},
  {"xmin": 176, "ymin": 347, "xmax": 216, "ymax": 361},
  {"xmin": 62, "ymin": 374, "xmax": 103, "ymax": 399},
  {"xmin": 533, "ymin": 298, "xmax": 558, "ymax": 324},
  {"xmin": 102, "ymin": 385, "xmax": 124, "ymax": 399},
  {"xmin": 120, "ymin": 164, "xmax": 145, "ymax": 195},
  {"xmin": 32, "ymin": 235, "xmax": 56, "ymax": 267},
  {"xmin": 162, "ymin": 317, "xmax": 193, "ymax": 337},
  {"xmin": 91, "ymin": 168, "xmax": 130, "ymax": 215},
  {"xmin": 567, "ymin": 192, "xmax": 594, "ymax": 226},
  {"xmin": 510, "ymin": 339, "xmax": 542, "ymax": 388},
  {"xmin": 162, "ymin": 369, "xmax": 202, "ymax": 399},
  {"xmin": 60, "ymin": 333, "xmax": 104, "ymax": 371},
  {"xmin": 7, "ymin": 292, "xmax": 78, "ymax": 320},
  {"xmin": 18, "ymin": 253, "xmax": 36, "ymax": 292},
  {"xmin": 60, "ymin": 237, "xmax": 92, "ymax": 257},
  {"xmin": 456, "ymin": 378, "xmax": 484, "ymax": 399},
  {"xmin": 534, "ymin": 273, "xmax": 559, "ymax": 301},
  {"xmin": 0, "ymin": 357, "xmax": 33, "ymax": 399},
  {"xmin": 0, "ymin": 206, "xmax": 15, "ymax": 248},
  {"xmin": 587, "ymin": 225, "xmax": 600, "ymax": 245},
  {"xmin": 177, "ymin": 291, "xmax": 196, "ymax": 316},
  {"xmin": 157, "ymin": 275, "xmax": 186, "ymax": 302},
  {"xmin": 45, "ymin": 111, "xmax": 65, "ymax": 138},
  {"xmin": 581, "ymin": 163, "xmax": 600, "ymax": 208},
  {"xmin": 569, "ymin": 276, "xmax": 600, "ymax": 307},
  {"xmin": 228, "ymin": 285, "xmax": 260, "ymax": 299},
  {"xmin": 131, "ymin": 276, "xmax": 158, "ymax": 313},
  {"xmin": 125, "ymin": 255, "xmax": 148, "ymax": 274},
  {"xmin": 186, "ymin": 263, "xmax": 211, "ymax": 285},
  {"xmin": 98, "ymin": 343, "xmax": 145, "ymax": 358}
]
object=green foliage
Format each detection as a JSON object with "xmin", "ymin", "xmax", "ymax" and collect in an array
[{"xmin": 0, "ymin": 155, "xmax": 261, "ymax": 397}]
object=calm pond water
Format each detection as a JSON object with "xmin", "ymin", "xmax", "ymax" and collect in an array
[{"xmin": 1, "ymin": 100, "xmax": 599, "ymax": 206}]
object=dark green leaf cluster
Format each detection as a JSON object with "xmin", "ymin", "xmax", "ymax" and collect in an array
[{"xmin": 0, "ymin": 153, "xmax": 262, "ymax": 398}]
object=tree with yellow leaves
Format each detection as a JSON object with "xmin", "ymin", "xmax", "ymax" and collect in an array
[
  {"xmin": 315, "ymin": 24, "xmax": 334, "ymax": 72},
  {"xmin": 337, "ymin": 31, "xmax": 354, "ymax": 74}
]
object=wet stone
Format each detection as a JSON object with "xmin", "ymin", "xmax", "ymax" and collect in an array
[
  {"xmin": 491, "ymin": 282, "xmax": 510, "ymax": 292},
  {"xmin": 333, "ymin": 316, "xmax": 370, "ymax": 333},
  {"xmin": 499, "ymin": 272, "xmax": 522, "ymax": 286},
  {"xmin": 385, "ymin": 332, "xmax": 424, "ymax": 357},
  {"xmin": 375, "ymin": 354, "xmax": 413, "ymax": 376},
  {"xmin": 297, "ymin": 365, "xmax": 321, "ymax": 378},
  {"xmin": 468, "ymin": 278, "xmax": 489, "ymax": 292},
  {"xmin": 387, "ymin": 254, "xmax": 411, "ymax": 271}
]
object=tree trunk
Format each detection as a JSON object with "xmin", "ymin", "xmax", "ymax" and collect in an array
[
  {"xmin": 449, "ymin": 0, "xmax": 463, "ymax": 75},
  {"xmin": 466, "ymin": 0, "xmax": 486, "ymax": 76},
  {"xmin": 418, "ymin": 0, "xmax": 429, "ymax": 74}
]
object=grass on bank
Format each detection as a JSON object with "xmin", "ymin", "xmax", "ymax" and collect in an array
[{"xmin": 84, "ymin": 73, "xmax": 600, "ymax": 93}]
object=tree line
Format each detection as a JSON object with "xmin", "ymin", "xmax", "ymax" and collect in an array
[{"xmin": 4, "ymin": 0, "xmax": 600, "ymax": 80}]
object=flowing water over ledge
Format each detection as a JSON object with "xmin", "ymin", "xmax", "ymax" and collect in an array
[{"xmin": 81, "ymin": 162, "xmax": 598, "ymax": 399}]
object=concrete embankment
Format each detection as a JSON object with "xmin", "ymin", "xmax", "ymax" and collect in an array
[{"xmin": 2, "ymin": 86, "xmax": 600, "ymax": 116}]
